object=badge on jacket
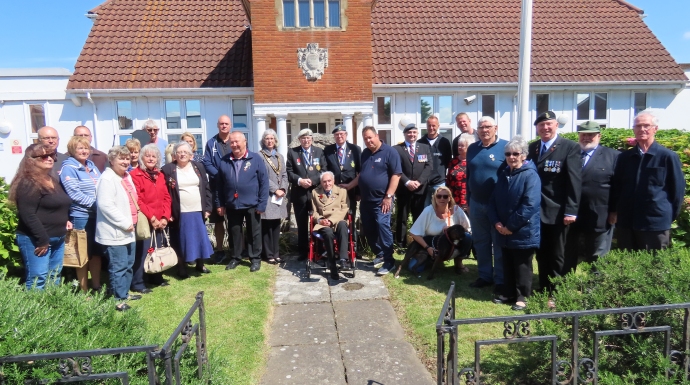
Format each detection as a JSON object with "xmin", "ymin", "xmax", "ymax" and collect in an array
[
  {"xmin": 417, "ymin": 154, "xmax": 428, "ymax": 162},
  {"xmin": 244, "ymin": 161, "xmax": 251, "ymax": 171}
]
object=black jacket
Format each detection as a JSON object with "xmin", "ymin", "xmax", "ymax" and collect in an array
[
  {"xmin": 393, "ymin": 142, "xmax": 432, "ymax": 196},
  {"xmin": 417, "ymin": 135, "xmax": 452, "ymax": 185},
  {"xmin": 161, "ymin": 161, "xmax": 212, "ymax": 227},
  {"xmin": 526, "ymin": 135, "xmax": 582, "ymax": 225},
  {"xmin": 323, "ymin": 142, "xmax": 361, "ymax": 196},
  {"xmin": 574, "ymin": 145, "xmax": 619, "ymax": 233},
  {"xmin": 286, "ymin": 146, "xmax": 328, "ymax": 205}
]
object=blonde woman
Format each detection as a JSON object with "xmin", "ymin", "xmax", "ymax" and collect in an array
[{"xmin": 180, "ymin": 132, "xmax": 203, "ymax": 162}]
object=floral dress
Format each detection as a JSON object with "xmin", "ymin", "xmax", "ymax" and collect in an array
[{"xmin": 446, "ymin": 157, "xmax": 468, "ymax": 212}]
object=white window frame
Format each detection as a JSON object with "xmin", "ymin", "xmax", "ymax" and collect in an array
[
  {"xmin": 23, "ymin": 101, "xmax": 49, "ymax": 145},
  {"xmin": 479, "ymin": 94, "xmax": 497, "ymax": 120},
  {"xmin": 230, "ymin": 97, "xmax": 252, "ymax": 149},
  {"xmin": 534, "ymin": 93, "xmax": 550, "ymax": 116},
  {"xmin": 278, "ymin": 0, "xmax": 346, "ymax": 30},
  {"xmin": 418, "ymin": 94, "xmax": 454, "ymax": 141},
  {"xmin": 632, "ymin": 91, "xmax": 648, "ymax": 117},
  {"xmin": 574, "ymin": 92, "xmax": 609, "ymax": 126},
  {"xmin": 374, "ymin": 95, "xmax": 393, "ymax": 127},
  {"xmin": 114, "ymin": 99, "xmax": 136, "ymax": 146}
]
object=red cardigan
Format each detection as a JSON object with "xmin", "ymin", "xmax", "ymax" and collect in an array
[{"xmin": 130, "ymin": 167, "xmax": 172, "ymax": 222}]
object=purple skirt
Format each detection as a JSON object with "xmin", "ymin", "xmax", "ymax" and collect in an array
[{"xmin": 178, "ymin": 211, "xmax": 213, "ymax": 263}]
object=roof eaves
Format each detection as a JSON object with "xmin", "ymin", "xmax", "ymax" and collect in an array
[{"xmin": 613, "ymin": 0, "xmax": 644, "ymax": 14}]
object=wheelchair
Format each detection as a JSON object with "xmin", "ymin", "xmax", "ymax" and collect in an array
[{"xmin": 306, "ymin": 210, "xmax": 357, "ymax": 279}]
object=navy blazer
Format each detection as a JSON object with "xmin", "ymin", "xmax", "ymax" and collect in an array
[
  {"xmin": 574, "ymin": 145, "xmax": 619, "ymax": 233},
  {"xmin": 323, "ymin": 142, "xmax": 361, "ymax": 196},
  {"xmin": 610, "ymin": 141, "xmax": 685, "ymax": 231},
  {"xmin": 286, "ymin": 145, "xmax": 328, "ymax": 205},
  {"xmin": 393, "ymin": 142, "xmax": 432, "ymax": 196},
  {"xmin": 215, "ymin": 151, "xmax": 269, "ymax": 212}
]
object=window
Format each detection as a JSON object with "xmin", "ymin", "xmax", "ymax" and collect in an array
[
  {"xmin": 165, "ymin": 100, "xmax": 181, "ymax": 129},
  {"xmin": 165, "ymin": 99, "xmax": 203, "ymax": 130},
  {"xmin": 634, "ymin": 92, "xmax": 647, "ymax": 115},
  {"xmin": 282, "ymin": 0, "xmax": 341, "ymax": 28},
  {"xmin": 481, "ymin": 95, "xmax": 496, "ymax": 119},
  {"xmin": 576, "ymin": 92, "xmax": 608, "ymax": 121},
  {"xmin": 418, "ymin": 95, "xmax": 454, "ymax": 141},
  {"xmin": 168, "ymin": 133, "xmax": 203, "ymax": 156},
  {"xmin": 420, "ymin": 96, "xmax": 434, "ymax": 123},
  {"xmin": 116, "ymin": 101, "xmax": 133, "ymax": 131},
  {"xmin": 286, "ymin": 120, "xmax": 293, "ymax": 145},
  {"xmin": 29, "ymin": 104, "xmax": 46, "ymax": 134},
  {"xmin": 536, "ymin": 94, "xmax": 549, "ymax": 116},
  {"xmin": 376, "ymin": 96, "xmax": 391, "ymax": 125},
  {"xmin": 300, "ymin": 122, "xmax": 327, "ymax": 134},
  {"xmin": 232, "ymin": 99, "xmax": 248, "ymax": 129},
  {"xmin": 438, "ymin": 95, "xmax": 453, "ymax": 124},
  {"xmin": 186, "ymin": 100, "xmax": 201, "ymax": 129}
]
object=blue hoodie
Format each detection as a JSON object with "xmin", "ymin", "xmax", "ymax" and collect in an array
[
  {"xmin": 489, "ymin": 160, "xmax": 541, "ymax": 249},
  {"xmin": 59, "ymin": 157, "xmax": 101, "ymax": 218},
  {"xmin": 215, "ymin": 150, "xmax": 269, "ymax": 212}
]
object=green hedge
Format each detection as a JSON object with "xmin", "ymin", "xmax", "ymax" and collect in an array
[
  {"xmin": 0, "ymin": 177, "xmax": 20, "ymax": 275},
  {"xmin": 561, "ymin": 128, "xmax": 690, "ymax": 247},
  {"xmin": 481, "ymin": 248, "xmax": 690, "ymax": 385}
]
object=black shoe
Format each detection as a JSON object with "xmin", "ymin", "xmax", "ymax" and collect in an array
[
  {"xmin": 132, "ymin": 288, "xmax": 153, "ymax": 294},
  {"xmin": 213, "ymin": 250, "xmax": 228, "ymax": 265},
  {"xmin": 330, "ymin": 273, "xmax": 340, "ymax": 280},
  {"xmin": 225, "ymin": 259, "xmax": 240, "ymax": 270},
  {"xmin": 128, "ymin": 294, "xmax": 142, "ymax": 301},
  {"xmin": 469, "ymin": 278, "xmax": 494, "ymax": 288},
  {"xmin": 116, "ymin": 303, "xmax": 131, "ymax": 312},
  {"xmin": 511, "ymin": 303, "xmax": 527, "ymax": 311},
  {"xmin": 250, "ymin": 261, "xmax": 261, "ymax": 272},
  {"xmin": 196, "ymin": 266, "xmax": 211, "ymax": 274},
  {"xmin": 158, "ymin": 281, "xmax": 170, "ymax": 287},
  {"xmin": 492, "ymin": 295, "xmax": 511, "ymax": 304}
]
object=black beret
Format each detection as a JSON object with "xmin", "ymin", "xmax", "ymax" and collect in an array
[{"xmin": 534, "ymin": 111, "xmax": 557, "ymax": 126}]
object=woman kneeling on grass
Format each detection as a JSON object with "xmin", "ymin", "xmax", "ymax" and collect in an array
[
  {"xmin": 10, "ymin": 143, "xmax": 72, "ymax": 290},
  {"xmin": 96, "ymin": 146, "xmax": 139, "ymax": 311}
]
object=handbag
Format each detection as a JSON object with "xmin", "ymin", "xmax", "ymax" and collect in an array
[
  {"xmin": 126, "ymin": 188, "xmax": 151, "ymax": 240},
  {"xmin": 63, "ymin": 229, "xmax": 89, "ymax": 268},
  {"xmin": 144, "ymin": 229, "xmax": 178, "ymax": 274}
]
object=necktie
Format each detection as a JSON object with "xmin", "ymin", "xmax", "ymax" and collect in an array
[
  {"xmin": 409, "ymin": 144, "xmax": 415, "ymax": 162},
  {"xmin": 541, "ymin": 144, "xmax": 547, "ymax": 159},
  {"xmin": 338, "ymin": 146, "xmax": 344, "ymax": 165},
  {"xmin": 581, "ymin": 151, "xmax": 588, "ymax": 168}
]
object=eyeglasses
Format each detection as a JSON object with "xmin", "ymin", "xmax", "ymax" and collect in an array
[
  {"xmin": 33, "ymin": 152, "xmax": 57, "ymax": 161},
  {"xmin": 146, "ymin": 129, "xmax": 159, "ymax": 133},
  {"xmin": 436, "ymin": 194, "xmax": 450, "ymax": 199},
  {"xmin": 504, "ymin": 152, "xmax": 522, "ymax": 157},
  {"xmin": 477, "ymin": 125, "xmax": 494, "ymax": 130}
]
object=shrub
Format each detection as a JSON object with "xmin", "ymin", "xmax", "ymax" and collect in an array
[
  {"xmin": 484, "ymin": 248, "xmax": 690, "ymax": 385},
  {"xmin": 561, "ymin": 128, "xmax": 690, "ymax": 247},
  {"xmin": 0, "ymin": 177, "xmax": 21, "ymax": 276}
]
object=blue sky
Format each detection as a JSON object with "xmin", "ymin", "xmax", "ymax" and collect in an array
[{"xmin": 0, "ymin": 0, "xmax": 688, "ymax": 70}]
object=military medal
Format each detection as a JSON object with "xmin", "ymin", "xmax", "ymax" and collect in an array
[
  {"xmin": 340, "ymin": 165, "xmax": 344, "ymax": 170},
  {"xmin": 316, "ymin": 165, "xmax": 321, "ymax": 171},
  {"xmin": 350, "ymin": 160, "xmax": 355, "ymax": 168},
  {"xmin": 313, "ymin": 157, "xmax": 320, "ymax": 172},
  {"xmin": 309, "ymin": 166, "xmax": 314, "ymax": 171}
]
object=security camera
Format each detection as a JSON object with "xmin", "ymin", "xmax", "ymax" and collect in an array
[{"xmin": 464, "ymin": 95, "xmax": 476, "ymax": 105}]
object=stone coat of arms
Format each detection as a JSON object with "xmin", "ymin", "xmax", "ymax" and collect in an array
[{"xmin": 297, "ymin": 43, "xmax": 328, "ymax": 81}]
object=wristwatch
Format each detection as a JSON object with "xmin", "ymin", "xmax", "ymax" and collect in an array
[{"xmin": 385, "ymin": 194, "xmax": 393, "ymax": 199}]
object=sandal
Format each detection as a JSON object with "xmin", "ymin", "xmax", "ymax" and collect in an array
[{"xmin": 267, "ymin": 258, "xmax": 277, "ymax": 264}]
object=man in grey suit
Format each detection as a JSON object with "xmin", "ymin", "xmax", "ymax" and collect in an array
[{"xmin": 564, "ymin": 121, "xmax": 619, "ymax": 273}]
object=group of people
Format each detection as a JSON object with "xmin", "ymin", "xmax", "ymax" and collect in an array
[{"xmin": 10, "ymin": 109, "xmax": 684, "ymax": 312}]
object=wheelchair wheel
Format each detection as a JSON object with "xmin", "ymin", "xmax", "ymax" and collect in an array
[{"xmin": 305, "ymin": 260, "xmax": 311, "ymax": 279}]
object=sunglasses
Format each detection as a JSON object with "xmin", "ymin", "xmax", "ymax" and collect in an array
[
  {"xmin": 436, "ymin": 194, "xmax": 450, "ymax": 199},
  {"xmin": 504, "ymin": 152, "xmax": 522, "ymax": 157},
  {"xmin": 146, "ymin": 129, "xmax": 159, "ymax": 133},
  {"xmin": 33, "ymin": 152, "xmax": 57, "ymax": 161}
]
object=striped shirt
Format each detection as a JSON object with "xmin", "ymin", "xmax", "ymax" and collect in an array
[{"xmin": 59, "ymin": 157, "xmax": 101, "ymax": 218}]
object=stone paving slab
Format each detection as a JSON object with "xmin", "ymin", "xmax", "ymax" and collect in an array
[
  {"xmin": 260, "ymin": 343, "xmax": 347, "ymax": 385},
  {"xmin": 329, "ymin": 263, "xmax": 389, "ymax": 302},
  {"xmin": 268, "ymin": 303, "xmax": 338, "ymax": 346},
  {"xmin": 333, "ymin": 299, "xmax": 405, "ymax": 343},
  {"xmin": 274, "ymin": 260, "xmax": 330, "ymax": 304},
  {"xmin": 340, "ymin": 341, "xmax": 435, "ymax": 385}
]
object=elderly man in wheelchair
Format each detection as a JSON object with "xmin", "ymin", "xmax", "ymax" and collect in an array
[{"xmin": 310, "ymin": 171, "xmax": 352, "ymax": 280}]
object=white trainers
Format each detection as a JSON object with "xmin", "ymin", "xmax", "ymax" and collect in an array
[
  {"xmin": 369, "ymin": 257, "xmax": 384, "ymax": 269},
  {"xmin": 376, "ymin": 264, "xmax": 393, "ymax": 276}
]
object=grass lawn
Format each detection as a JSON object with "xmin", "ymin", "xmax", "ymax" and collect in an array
[
  {"xmin": 129, "ymin": 260, "xmax": 277, "ymax": 384},
  {"xmin": 384, "ymin": 254, "xmax": 529, "ymax": 378}
]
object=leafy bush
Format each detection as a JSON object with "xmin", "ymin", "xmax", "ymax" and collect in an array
[
  {"xmin": 485, "ymin": 248, "xmax": 690, "ymax": 385},
  {"xmin": 0, "ymin": 177, "xmax": 21, "ymax": 276},
  {"xmin": 0, "ymin": 277, "xmax": 214, "ymax": 384},
  {"xmin": 561, "ymin": 128, "xmax": 690, "ymax": 247}
]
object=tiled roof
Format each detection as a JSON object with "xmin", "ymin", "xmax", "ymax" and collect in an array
[
  {"xmin": 68, "ymin": 0, "xmax": 253, "ymax": 89},
  {"xmin": 371, "ymin": 0, "xmax": 687, "ymax": 84}
]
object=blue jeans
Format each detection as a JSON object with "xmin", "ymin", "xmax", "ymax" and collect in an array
[
  {"xmin": 104, "ymin": 242, "xmax": 135, "ymax": 301},
  {"xmin": 360, "ymin": 201, "xmax": 395, "ymax": 267},
  {"xmin": 469, "ymin": 199, "xmax": 503, "ymax": 285},
  {"xmin": 424, "ymin": 182, "xmax": 446, "ymax": 207},
  {"xmin": 16, "ymin": 233, "xmax": 65, "ymax": 290}
]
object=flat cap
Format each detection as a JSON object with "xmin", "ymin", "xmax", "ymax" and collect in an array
[
  {"xmin": 534, "ymin": 110, "xmax": 557, "ymax": 125},
  {"xmin": 577, "ymin": 121, "xmax": 601, "ymax": 133},
  {"xmin": 332, "ymin": 124, "xmax": 347, "ymax": 134},
  {"xmin": 297, "ymin": 128, "xmax": 313, "ymax": 138}
]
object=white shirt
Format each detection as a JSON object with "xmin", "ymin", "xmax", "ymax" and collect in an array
[
  {"xmin": 410, "ymin": 204, "xmax": 471, "ymax": 237},
  {"xmin": 177, "ymin": 163, "xmax": 202, "ymax": 213}
]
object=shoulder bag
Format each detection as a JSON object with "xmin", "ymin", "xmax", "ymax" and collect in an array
[
  {"xmin": 144, "ymin": 229, "xmax": 178, "ymax": 274},
  {"xmin": 125, "ymin": 188, "xmax": 151, "ymax": 240}
]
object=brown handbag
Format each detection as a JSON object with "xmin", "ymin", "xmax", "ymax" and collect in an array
[
  {"xmin": 144, "ymin": 229, "xmax": 178, "ymax": 274},
  {"xmin": 63, "ymin": 229, "xmax": 89, "ymax": 268}
]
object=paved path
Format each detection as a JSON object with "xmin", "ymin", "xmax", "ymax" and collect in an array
[{"xmin": 260, "ymin": 256, "xmax": 435, "ymax": 385}]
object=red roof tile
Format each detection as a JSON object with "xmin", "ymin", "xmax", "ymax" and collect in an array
[
  {"xmin": 371, "ymin": 0, "xmax": 687, "ymax": 84},
  {"xmin": 69, "ymin": 0, "xmax": 252, "ymax": 89}
]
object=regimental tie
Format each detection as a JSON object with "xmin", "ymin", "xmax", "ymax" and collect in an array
[
  {"xmin": 338, "ymin": 146, "xmax": 344, "ymax": 167},
  {"xmin": 409, "ymin": 144, "xmax": 415, "ymax": 162},
  {"xmin": 540, "ymin": 144, "xmax": 547, "ymax": 160},
  {"xmin": 581, "ymin": 150, "xmax": 588, "ymax": 169}
]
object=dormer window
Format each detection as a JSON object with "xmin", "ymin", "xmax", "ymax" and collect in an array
[{"xmin": 281, "ymin": 0, "xmax": 343, "ymax": 29}]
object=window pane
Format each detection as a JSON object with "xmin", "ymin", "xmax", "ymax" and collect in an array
[
  {"xmin": 119, "ymin": 135, "xmax": 132, "ymax": 146},
  {"xmin": 232, "ymin": 99, "xmax": 247, "ymax": 128},
  {"xmin": 378, "ymin": 130, "xmax": 390, "ymax": 145},
  {"xmin": 314, "ymin": 0, "xmax": 325, "ymax": 27},
  {"xmin": 438, "ymin": 95, "xmax": 452, "ymax": 124},
  {"xmin": 328, "ymin": 0, "xmax": 340, "ymax": 27},
  {"xmin": 536, "ymin": 94, "xmax": 549, "ymax": 116},
  {"xmin": 165, "ymin": 100, "xmax": 181, "ymax": 129},
  {"xmin": 420, "ymin": 96, "xmax": 434, "ymax": 123},
  {"xmin": 377, "ymin": 96, "xmax": 391, "ymax": 125},
  {"xmin": 116, "ymin": 101, "xmax": 133, "ymax": 130},
  {"xmin": 300, "ymin": 122, "xmax": 309, "ymax": 129},
  {"xmin": 576, "ymin": 93, "xmax": 590, "ymax": 120},
  {"xmin": 594, "ymin": 93, "xmax": 607, "ymax": 120},
  {"xmin": 283, "ymin": 0, "xmax": 295, "ymax": 27},
  {"xmin": 317, "ymin": 122, "xmax": 326, "ymax": 133},
  {"xmin": 287, "ymin": 120, "xmax": 293, "ymax": 145},
  {"xmin": 29, "ymin": 105, "xmax": 46, "ymax": 134},
  {"xmin": 481, "ymin": 95, "xmax": 495, "ymax": 119},
  {"xmin": 185, "ymin": 100, "xmax": 201, "ymax": 129},
  {"xmin": 634, "ymin": 92, "xmax": 647, "ymax": 115},
  {"xmin": 298, "ymin": 0, "xmax": 309, "ymax": 27}
]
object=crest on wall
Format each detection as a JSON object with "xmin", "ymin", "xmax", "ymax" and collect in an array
[{"xmin": 297, "ymin": 43, "xmax": 328, "ymax": 81}]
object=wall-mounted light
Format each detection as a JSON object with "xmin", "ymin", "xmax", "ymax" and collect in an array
[{"xmin": 0, "ymin": 120, "xmax": 12, "ymax": 135}]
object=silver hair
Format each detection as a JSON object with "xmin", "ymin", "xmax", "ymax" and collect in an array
[
  {"xmin": 142, "ymin": 119, "xmax": 158, "ymax": 130},
  {"xmin": 261, "ymin": 129, "xmax": 280, "ymax": 149},
  {"xmin": 174, "ymin": 141, "xmax": 193, "ymax": 155},
  {"xmin": 107, "ymin": 145, "xmax": 131, "ymax": 164},
  {"xmin": 505, "ymin": 135, "xmax": 529, "ymax": 156},
  {"xmin": 139, "ymin": 143, "xmax": 162, "ymax": 170},
  {"xmin": 320, "ymin": 171, "xmax": 335, "ymax": 181},
  {"xmin": 457, "ymin": 133, "xmax": 476, "ymax": 147},
  {"xmin": 634, "ymin": 111, "xmax": 659, "ymax": 126},
  {"xmin": 478, "ymin": 116, "xmax": 496, "ymax": 126}
]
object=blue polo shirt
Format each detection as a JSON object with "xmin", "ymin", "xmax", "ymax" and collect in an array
[{"xmin": 359, "ymin": 143, "xmax": 402, "ymax": 204}]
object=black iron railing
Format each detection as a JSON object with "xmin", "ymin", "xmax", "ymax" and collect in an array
[
  {"xmin": 0, "ymin": 291, "xmax": 208, "ymax": 385},
  {"xmin": 436, "ymin": 282, "xmax": 690, "ymax": 385}
]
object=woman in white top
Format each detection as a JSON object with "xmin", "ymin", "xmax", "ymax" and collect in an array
[
  {"xmin": 161, "ymin": 141, "xmax": 213, "ymax": 278},
  {"xmin": 408, "ymin": 185, "xmax": 472, "ymax": 273}
]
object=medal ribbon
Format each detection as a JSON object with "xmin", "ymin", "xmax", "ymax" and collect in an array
[{"xmin": 302, "ymin": 149, "xmax": 312, "ymax": 168}]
